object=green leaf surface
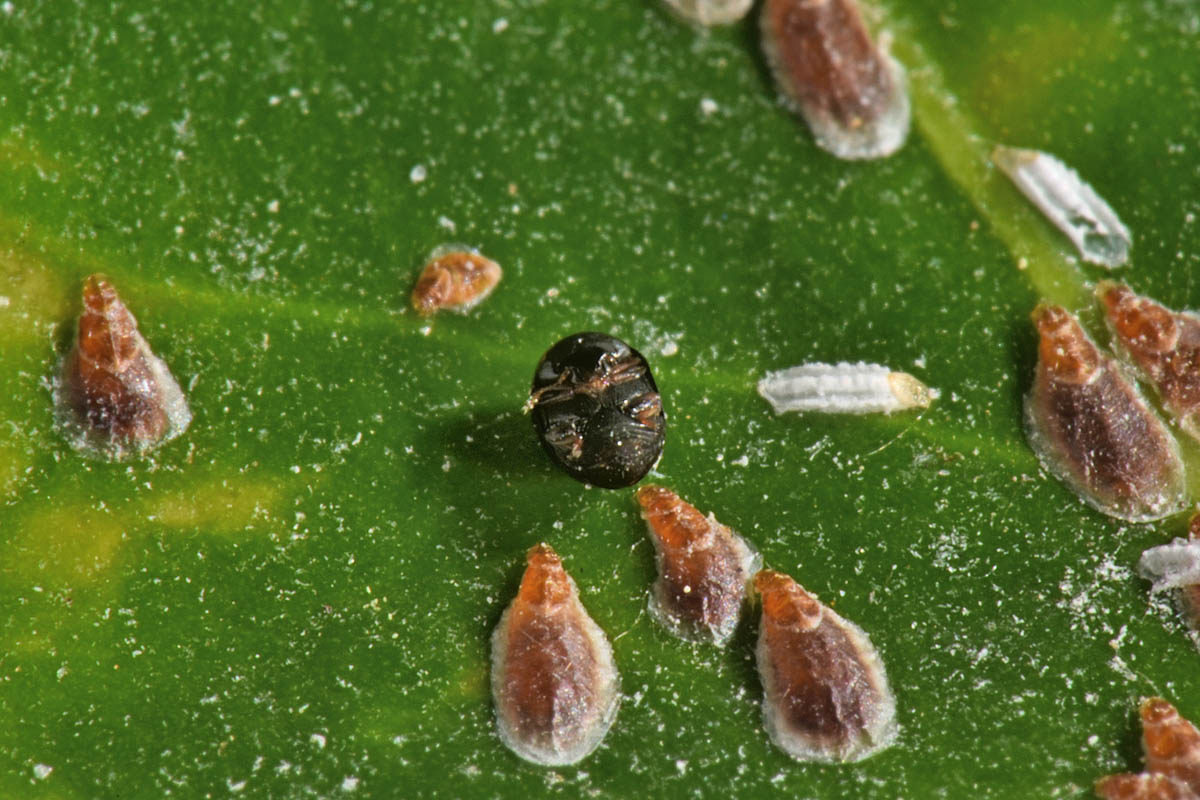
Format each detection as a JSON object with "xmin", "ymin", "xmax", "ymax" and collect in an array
[{"xmin": 2, "ymin": 1, "xmax": 1199, "ymax": 797}]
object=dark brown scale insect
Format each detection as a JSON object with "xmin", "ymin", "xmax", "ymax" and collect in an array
[
  {"xmin": 1095, "ymin": 698, "xmax": 1200, "ymax": 800},
  {"xmin": 526, "ymin": 332, "xmax": 665, "ymax": 489},
  {"xmin": 410, "ymin": 245, "xmax": 501, "ymax": 316},
  {"xmin": 1024, "ymin": 304, "xmax": 1185, "ymax": 522},
  {"xmin": 636, "ymin": 485, "xmax": 760, "ymax": 645},
  {"xmin": 1099, "ymin": 282, "xmax": 1200, "ymax": 442},
  {"xmin": 753, "ymin": 569, "xmax": 896, "ymax": 763},
  {"xmin": 57, "ymin": 274, "xmax": 192, "ymax": 458},
  {"xmin": 760, "ymin": 0, "xmax": 910, "ymax": 159},
  {"xmin": 490, "ymin": 543, "xmax": 619, "ymax": 766}
]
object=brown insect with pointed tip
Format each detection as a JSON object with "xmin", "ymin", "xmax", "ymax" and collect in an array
[
  {"xmin": 754, "ymin": 569, "xmax": 897, "ymax": 763},
  {"xmin": 1099, "ymin": 282, "xmax": 1200, "ymax": 442},
  {"xmin": 490, "ymin": 543, "xmax": 619, "ymax": 766},
  {"xmin": 636, "ymin": 485, "xmax": 761, "ymax": 645},
  {"xmin": 1095, "ymin": 697, "xmax": 1200, "ymax": 799},
  {"xmin": 1024, "ymin": 304, "xmax": 1185, "ymax": 522},
  {"xmin": 760, "ymin": 0, "xmax": 910, "ymax": 159},
  {"xmin": 57, "ymin": 274, "xmax": 192, "ymax": 458}
]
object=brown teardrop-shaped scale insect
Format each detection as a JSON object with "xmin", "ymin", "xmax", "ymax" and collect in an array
[
  {"xmin": 491, "ymin": 543, "xmax": 619, "ymax": 766},
  {"xmin": 635, "ymin": 485, "xmax": 761, "ymax": 645},
  {"xmin": 1095, "ymin": 772, "xmax": 1199, "ymax": 800},
  {"xmin": 1099, "ymin": 282, "xmax": 1200, "ymax": 442},
  {"xmin": 1096, "ymin": 699, "xmax": 1200, "ymax": 799},
  {"xmin": 56, "ymin": 274, "xmax": 192, "ymax": 459},
  {"xmin": 1025, "ymin": 304, "xmax": 1186, "ymax": 522},
  {"xmin": 753, "ymin": 569, "xmax": 897, "ymax": 763},
  {"xmin": 410, "ymin": 244, "xmax": 501, "ymax": 316},
  {"xmin": 760, "ymin": 0, "xmax": 910, "ymax": 159},
  {"xmin": 1141, "ymin": 698, "xmax": 1200, "ymax": 794}
]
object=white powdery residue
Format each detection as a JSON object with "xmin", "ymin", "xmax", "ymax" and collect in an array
[
  {"xmin": 758, "ymin": 362, "xmax": 938, "ymax": 415},
  {"xmin": 437, "ymin": 215, "xmax": 456, "ymax": 232},
  {"xmin": 409, "ymin": 164, "xmax": 427, "ymax": 184},
  {"xmin": 699, "ymin": 98, "xmax": 718, "ymax": 116},
  {"xmin": 33, "ymin": 764, "xmax": 52, "ymax": 780},
  {"xmin": 660, "ymin": 340, "xmax": 679, "ymax": 357},
  {"xmin": 341, "ymin": 776, "xmax": 360, "ymax": 791},
  {"xmin": 0, "ymin": 295, "xmax": 10, "ymax": 308},
  {"xmin": 492, "ymin": 17, "xmax": 508, "ymax": 33},
  {"xmin": 267, "ymin": 200, "xmax": 280, "ymax": 214},
  {"xmin": 310, "ymin": 733, "xmax": 327, "ymax": 749}
]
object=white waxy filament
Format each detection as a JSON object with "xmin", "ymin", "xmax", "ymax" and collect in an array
[{"xmin": 993, "ymin": 145, "xmax": 1131, "ymax": 269}]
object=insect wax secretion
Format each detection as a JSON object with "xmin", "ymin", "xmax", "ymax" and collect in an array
[
  {"xmin": 1139, "ymin": 514, "xmax": 1200, "ymax": 635},
  {"xmin": 1095, "ymin": 697, "xmax": 1200, "ymax": 799},
  {"xmin": 753, "ymin": 569, "xmax": 897, "ymax": 763},
  {"xmin": 993, "ymin": 145, "xmax": 1131, "ymax": 268},
  {"xmin": 1139, "ymin": 534, "xmax": 1200, "ymax": 632},
  {"xmin": 526, "ymin": 332, "xmax": 665, "ymax": 489},
  {"xmin": 757, "ymin": 361, "xmax": 937, "ymax": 415},
  {"xmin": 760, "ymin": 0, "xmax": 910, "ymax": 160},
  {"xmin": 55, "ymin": 274, "xmax": 192, "ymax": 459},
  {"xmin": 410, "ymin": 244, "xmax": 502, "ymax": 316},
  {"xmin": 491, "ymin": 543, "xmax": 620, "ymax": 766},
  {"xmin": 1024, "ymin": 304, "xmax": 1186, "ymax": 523},
  {"xmin": 1099, "ymin": 282, "xmax": 1200, "ymax": 442},
  {"xmin": 635, "ymin": 485, "xmax": 761, "ymax": 646},
  {"xmin": 661, "ymin": 0, "xmax": 752, "ymax": 26}
]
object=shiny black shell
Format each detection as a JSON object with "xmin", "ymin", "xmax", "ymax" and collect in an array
[{"xmin": 528, "ymin": 332, "xmax": 666, "ymax": 489}]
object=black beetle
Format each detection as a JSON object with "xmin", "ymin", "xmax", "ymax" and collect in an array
[{"xmin": 526, "ymin": 332, "xmax": 666, "ymax": 489}]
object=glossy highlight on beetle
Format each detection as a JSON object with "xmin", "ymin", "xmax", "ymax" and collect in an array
[
  {"xmin": 55, "ymin": 274, "xmax": 192, "ymax": 460},
  {"xmin": 636, "ymin": 485, "xmax": 761, "ymax": 646},
  {"xmin": 1024, "ymin": 304, "xmax": 1186, "ymax": 522},
  {"xmin": 1099, "ymin": 282, "xmax": 1200, "ymax": 442},
  {"xmin": 1095, "ymin": 698, "xmax": 1200, "ymax": 799},
  {"xmin": 760, "ymin": 0, "xmax": 910, "ymax": 159},
  {"xmin": 490, "ymin": 543, "xmax": 620, "ymax": 767},
  {"xmin": 527, "ymin": 332, "xmax": 665, "ymax": 489},
  {"xmin": 754, "ymin": 569, "xmax": 897, "ymax": 763},
  {"xmin": 410, "ymin": 244, "xmax": 501, "ymax": 316}
]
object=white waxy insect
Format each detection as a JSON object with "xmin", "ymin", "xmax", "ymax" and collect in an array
[
  {"xmin": 1140, "ymin": 538, "xmax": 1200, "ymax": 594},
  {"xmin": 992, "ymin": 145, "xmax": 1131, "ymax": 269},
  {"xmin": 661, "ymin": 0, "xmax": 752, "ymax": 26},
  {"xmin": 1140, "ymin": 534, "xmax": 1200, "ymax": 633},
  {"xmin": 757, "ymin": 362, "xmax": 937, "ymax": 415}
]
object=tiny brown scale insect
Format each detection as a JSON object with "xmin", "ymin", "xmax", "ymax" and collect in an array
[
  {"xmin": 760, "ymin": 0, "xmax": 910, "ymax": 159},
  {"xmin": 635, "ymin": 485, "xmax": 761, "ymax": 646},
  {"xmin": 490, "ymin": 543, "xmax": 619, "ymax": 767},
  {"xmin": 1095, "ymin": 698, "xmax": 1200, "ymax": 800},
  {"xmin": 1024, "ymin": 304, "xmax": 1186, "ymax": 523},
  {"xmin": 56, "ymin": 274, "xmax": 192, "ymax": 459},
  {"xmin": 753, "ymin": 569, "xmax": 897, "ymax": 763},
  {"xmin": 410, "ymin": 245, "xmax": 501, "ymax": 316},
  {"xmin": 1099, "ymin": 282, "xmax": 1200, "ymax": 442}
]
